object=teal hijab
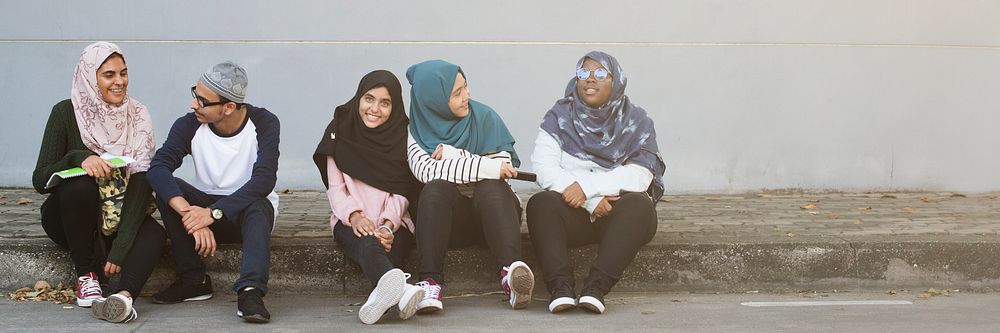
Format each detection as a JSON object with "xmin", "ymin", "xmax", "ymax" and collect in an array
[{"xmin": 406, "ymin": 60, "xmax": 520, "ymax": 167}]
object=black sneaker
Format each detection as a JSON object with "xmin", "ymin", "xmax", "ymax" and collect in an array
[
  {"xmin": 237, "ymin": 288, "xmax": 270, "ymax": 323},
  {"xmin": 578, "ymin": 287, "xmax": 606, "ymax": 314},
  {"xmin": 548, "ymin": 284, "xmax": 577, "ymax": 313},
  {"xmin": 152, "ymin": 275, "xmax": 214, "ymax": 304}
]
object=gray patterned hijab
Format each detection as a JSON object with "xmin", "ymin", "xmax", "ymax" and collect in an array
[{"xmin": 540, "ymin": 51, "xmax": 665, "ymax": 200}]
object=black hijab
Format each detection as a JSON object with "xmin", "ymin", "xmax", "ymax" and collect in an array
[{"xmin": 313, "ymin": 70, "xmax": 415, "ymax": 197}]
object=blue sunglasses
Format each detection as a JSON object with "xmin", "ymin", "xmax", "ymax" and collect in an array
[{"xmin": 576, "ymin": 67, "xmax": 610, "ymax": 81}]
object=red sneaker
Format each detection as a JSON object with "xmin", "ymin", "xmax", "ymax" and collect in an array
[
  {"xmin": 414, "ymin": 278, "xmax": 443, "ymax": 313},
  {"xmin": 75, "ymin": 272, "xmax": 102, "ymax": 308}
]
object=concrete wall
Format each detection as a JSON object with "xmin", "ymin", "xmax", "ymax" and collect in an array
[{"xmin": 2, "ymin": 1, "xmax": 999, "ymax": 193}]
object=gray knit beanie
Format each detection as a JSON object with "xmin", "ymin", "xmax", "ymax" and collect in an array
[{"xmin": 200, "ymin": 61, "xmax": 247, "ymax": 103}]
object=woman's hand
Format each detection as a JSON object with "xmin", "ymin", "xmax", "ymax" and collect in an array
[
  {"xmin": 104, "ymin": 262, "xmax": 121, "ymax": 277},
  {"xmin": 375, "ymin": 221, "xmax": 395, "ymax": 252},
  {"xmin": 350, "ymin": 212, "xmax": 377, "ymax": 237},
  {"xmin": 592, "ymin": 195, "xmax": 619, "ymax": 220},
  {"xmin": 81, "ymin": 155, "xmax": 113, "ymax": 179},
  {"xmin": 562, "ymin": 182, "xmax": 586, "ymax": 208},
  {"xmin": 499, "ymin": 162, "xmax": 518, "ymax": 179},
  {"xmin": 432, "ymin": 144, "xmax": 445, "ymax": 160}
]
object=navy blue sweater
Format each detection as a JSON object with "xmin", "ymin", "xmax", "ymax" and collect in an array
[{"xmin": 147, "ymin": 104, "xmax": 280, "ymax": 219}]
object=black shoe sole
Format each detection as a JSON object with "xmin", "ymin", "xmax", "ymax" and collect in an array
[{"xmin": 239, "ymin": 313, "xmax": 271, "ymax": 323}]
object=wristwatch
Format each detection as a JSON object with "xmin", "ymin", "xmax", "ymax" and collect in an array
[{"xmin": 210, "ymin": 206, "xmax": 224, "ymax": 221}]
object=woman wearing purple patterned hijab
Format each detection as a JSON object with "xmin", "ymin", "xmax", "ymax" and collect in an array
[{"xmin": 527, "ymin": 51, "xmax": 664, "ymax": 314}]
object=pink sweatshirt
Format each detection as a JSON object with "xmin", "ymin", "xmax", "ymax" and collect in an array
[{"xmin": 325, "ymin": 156, "xmax": 414, "ymax": 233}]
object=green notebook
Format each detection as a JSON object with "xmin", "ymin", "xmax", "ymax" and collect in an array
[{"xmin": 45, "ymin": 153, "xmax": 135, "ymax": 189}]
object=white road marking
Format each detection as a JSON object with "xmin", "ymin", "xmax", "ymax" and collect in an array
[{"xmin": 741, "ymin": 300, "xmax": 913, "ymax": 307}]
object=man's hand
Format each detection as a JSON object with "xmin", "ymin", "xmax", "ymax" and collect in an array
[
  {"xmin": 350, "ymin": 212, "xmax": 377, "ymax": 237},
  {"xmin": 183, "ymin": 206, "xmax": 214, "ymax": 234},
  {"xmin": 592, "ymin": 195, "xmax": 620, "ymax": 220},
  {"xmin": 562, "ymin": 182, "xmax": 586, "ymax": 208},
  {"xmin": 375, "ymin": 221, "xmax": 395, "ymax": 252},
  {"xmin": 192, "ymin": 228, "xmax": 216, "ymax": 257},
  {"xmin": 103, "ymin": 262, "xmax": 121, "ymax": 277},
  {"xmin": 168, "ymin": 196, "xmax": 192, "ymax": 217}
]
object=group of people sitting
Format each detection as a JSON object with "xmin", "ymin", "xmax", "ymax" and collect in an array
[{"xmin": 32, "ymin": 42, "xmax": 665, "ymax": 325}]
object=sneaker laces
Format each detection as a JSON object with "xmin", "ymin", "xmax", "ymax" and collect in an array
[
  {"xmin": 500, "ymin": 266, "xmax": 511, "ymax": 295},
  {"xmin": 415, "ymin": 280, "xmax": 441, "ymax": 300},
  {"xmin": 78, "ymin": 273, "xmax": 101, "ymax": 297}
]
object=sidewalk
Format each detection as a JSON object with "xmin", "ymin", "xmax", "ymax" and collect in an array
[{"xmin": 2, "ymin": 188, "xmax": 1000, "ymax": 294}]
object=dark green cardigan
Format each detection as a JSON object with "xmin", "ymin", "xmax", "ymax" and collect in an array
[{"xmin": 32, "ymin": 99, "xmax": 154, "ymax": 265}]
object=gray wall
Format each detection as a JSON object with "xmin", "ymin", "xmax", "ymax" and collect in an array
[{"xmin": 3, "ymin": 1, "xmax": 999, "ymax": 193}]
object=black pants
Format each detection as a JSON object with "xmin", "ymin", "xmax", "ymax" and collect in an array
[
  {"xmin": 333, "ymin": 222, "xmax": 415, "ymax": 286},
  {"xmin": 415, "ymin": 179, "xmax": 523, "ymax": 284},
  {"xmin": 41, "ymin": 176, "xmax": 165, "ymax": 296},
  {"xmin": 156, "ymin": 178, "xmax": 274, "ymax": 295},
  {"xmin": 526, "ymin": 191, "xmax": 657, "ymax": 296}
]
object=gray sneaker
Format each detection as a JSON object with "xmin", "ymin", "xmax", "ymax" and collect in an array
[{"xmin": 92, "ymin": 294, "xmax": 138, "ymax": 323}]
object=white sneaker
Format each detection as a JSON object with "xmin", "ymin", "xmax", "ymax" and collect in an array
[
  {"xmin": 501, "ymin": 261, "xmax": 534, "ymax": 309},
  {"xmin": 358, "ymin": 269, "xmax": 406, "ymax": 325},
  {"xmin": 578, "ymin": 295, "xmax": 606, "ymax": 314},
  {"xmin": 548, "ymin": 296, "xmax": 576, "ymax": 313},
  {"xmin": 398, "ymin": 282, "xmax": 425, "ymax": 320},
  {"xmin": 92, "ymin": 293, "xmax": 138, "ymax": 323},
  {"xmin": 414, "ymin": 278, "xmax": 443, "ymax": 313}
]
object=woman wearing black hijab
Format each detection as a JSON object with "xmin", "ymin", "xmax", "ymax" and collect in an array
[{"xmin": 313, "ymin": 70, "xmax": 424, "ymax": 325}]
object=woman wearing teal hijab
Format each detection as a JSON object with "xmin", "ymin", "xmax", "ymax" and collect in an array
[{"xmin": 404, "ymin": 60, "xmax": 535, "ymax": 313}]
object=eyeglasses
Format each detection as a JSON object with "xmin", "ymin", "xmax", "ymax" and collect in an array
[
  {"xmin": 576, "ymin": 67, "xmax": 610, "ymax": 81},
  {"xmin": 190, "ymin": 86, "xmax": 230, "ymax": 109}
]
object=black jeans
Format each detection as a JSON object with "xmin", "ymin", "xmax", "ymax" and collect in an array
[
  {"xmin": 526, "ymin": 191, "xmax": 657, "ymax": 296},
  {"xmin": 156, "ymin": 178, "xmax": 274, "ymax": 295},
  {"xmin": 333, "ymin": 222, "xmax": 415, "ymax": 286},
  {"xmin": 415, "ymin": 179, "xmax": 523, "ymax": 284},
  {"xmin": 41, "ymin": 176, "xmax": 165, "ymax": 296}
]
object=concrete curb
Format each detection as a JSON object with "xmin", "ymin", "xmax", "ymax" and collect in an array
[{"xmin": 4, "ymin": 237, "xmax": 1000, "ymax": 295}]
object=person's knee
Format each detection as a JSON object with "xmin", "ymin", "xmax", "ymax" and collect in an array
[
  {"xmin": 56, "ymin": 176, "xmax": 97, "ymax": 199},
  {"xmin": 526, "ymin": 190, "xmax": 562, "ymax": 226},
  {"xmin": 474, "ymin": 179, "xmax": 508, "ymax": 195},
  {"xmin": 241, "ymin": 199, "xmax": 275, "ymax": 229},
  {"xmin": 420, "ymin": 179, "xmax": 457, "ymax": 201},
  {"xmin": 616, "ymin": 192, "xmax": 654, "ymax": 212}
]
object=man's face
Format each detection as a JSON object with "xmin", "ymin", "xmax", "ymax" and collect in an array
[{"xmin": 190, "ymin": 82, "xmax": 232, "ymax": 124}]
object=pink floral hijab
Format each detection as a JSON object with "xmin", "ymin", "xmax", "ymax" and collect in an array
[{"xmin": 70, "ymin": 42, "xmax": 154, "ymax": 177}]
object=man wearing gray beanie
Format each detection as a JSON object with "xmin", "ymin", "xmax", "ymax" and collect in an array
[{"xmin": 147, "ymin": 61, "xmax": 280, "ymax": 324}]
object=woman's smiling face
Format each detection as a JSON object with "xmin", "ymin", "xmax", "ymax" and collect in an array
[
  {"xmin": 96, "ymin": 53, "xmax": 128, "ymax": 106},
  {"xmin": 359, "ymin": 86, "xmax": 393, "ymax": 128}
]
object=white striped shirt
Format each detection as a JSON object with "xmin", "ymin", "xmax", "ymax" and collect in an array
[{"xmin": 406, "ymin": 133, "xmax": 508, "ymax": 184}]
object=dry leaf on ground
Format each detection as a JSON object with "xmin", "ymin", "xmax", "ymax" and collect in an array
[
  {"xmin": 16, "ymin": 198, "xmax": 33, "ymax": 205},
  {"xmin": 951, "ymin": 193, "xmax": 967, "ymax": 198},
  {"xmin": 8, "ymin": 280, "xmax": 75, "ymax": 304},
  {"xmin": 858, "ymin": 206, "xmax": 872, "ymax": 211},
  {"xmin": 853, "ymin": 219, "xmax": 863, "ymax": 225},
  {"xmin": 800, "ymin": 203, "xmax": 817, "ymax": 210},
  {"xmin": 881, "ymin": 194, "xmax": 897, "ymax": 199},
  {"xmin": 902, "ymin": 207, "xmax": 914, "ymax": 213},
  {"xmin": 641, "ymin": 310, "xmax": 656, "ymax": 315}
]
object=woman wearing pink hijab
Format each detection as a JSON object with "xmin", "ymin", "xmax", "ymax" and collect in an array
[{"xmin": 32, "ymin": 42, "xmax": 165, "ymax": 323}]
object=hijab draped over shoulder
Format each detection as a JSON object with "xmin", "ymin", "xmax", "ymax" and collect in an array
[
  {"xmin": 405, "ymin": 60, "xmax": 520, "ymax": 167},
  {"xmin": 70, "ymin": 41, "xmax": 154, "ymax": 178},
  {"xmin": 540, "ymin": 51, "xmax": 665, "ymax": 200}
]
